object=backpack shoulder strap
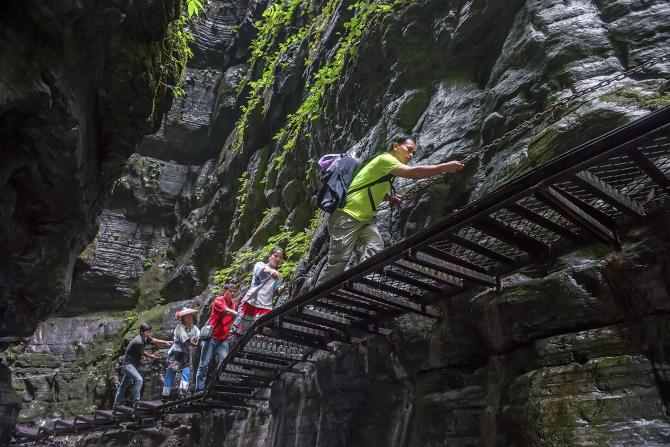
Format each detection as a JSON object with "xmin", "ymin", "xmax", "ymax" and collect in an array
[
  {"xmin": 347, "ymin": 174, "xmax": 394, "ymax": 195},
  {"xmin": 348, "ymin": 174, "xmax": 395, "ymax": 212}
]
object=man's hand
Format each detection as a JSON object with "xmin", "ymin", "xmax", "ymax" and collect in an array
[
  {"xmin": 224, "ymin": 307, "xmax": 239, "ymax": 316},
  {"xmin": 441, "ymin": 160, "xmax": 465, "ymax": 173},
  {"xmin": 144, "ymin": 352, "xmax": 160, "ymax": 360},
  {"xmin": 150, "ymin": 337, "xmax": 172, "ymax": 348},
  {"xmin": 385, "ymin": 194, "xmax": 402, "ymax": 208},
  {"xmin": 269, "ymin": 268, "xmax": 281, "ymax": 279}
]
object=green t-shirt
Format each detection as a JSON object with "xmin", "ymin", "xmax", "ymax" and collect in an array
[{"xmin": 341, "ymin": 153, "xmax": 403, "ymax": 222}]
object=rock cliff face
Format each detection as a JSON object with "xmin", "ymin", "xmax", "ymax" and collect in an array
[
  {"xmin": 183, "ymin": 0, "xmax": 668, "ymax": 445},
  {"xmin": 6, "ymin": 0, "xmax": 256, "ymax": 429},
  {"xmin": 0, "ymin": 0, "xmax": 183, "ymax": 442},
  {"xmin": 0, "ymin": 0, "xmax": 181, "ymax": 340},
  {"xmin": 191, "ymin": 216, "xmax": 670, "ymax": 446},
  {"xmin": 6, "ymin": 0, "xmax": 670, "ymax": 445},
  {"xmin": 63, "ymin": 0, "xmax": 258, "ymax": 315}
]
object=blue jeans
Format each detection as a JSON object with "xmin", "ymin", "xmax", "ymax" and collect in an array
[
  {"xmin": 162, "ymin": 350, "xmax": 192, "ymax": 396},
  {"xmin": 195, "ymin": 339, "xmax": 230, "ymax": 391},
  {"xmin": 114, "ymin": 364, "xmax": 143, "ymax": 406}
]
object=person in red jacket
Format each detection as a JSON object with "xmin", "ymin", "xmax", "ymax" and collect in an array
[{"xmin": 194, "ymin": 284, "xmax": 239, "ymax": 391}]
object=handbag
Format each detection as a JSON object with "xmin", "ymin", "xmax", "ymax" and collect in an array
[{"xmin": 200, "ymin": 323, "xmax": 213, "ymax": 340}]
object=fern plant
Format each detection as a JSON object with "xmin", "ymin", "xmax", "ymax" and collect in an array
[{"xmin": 186, "ymin": 0, "xmax": 205, "ymax": 17}]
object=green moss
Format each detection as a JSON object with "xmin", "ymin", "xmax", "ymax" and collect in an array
[
  {"xmin": 159, "ymin": 15, "xmax": 193, "ymax": 98},
  {"xmin": 231, "ymin": 0, "xmax": 306, "ymax": 152},
  {"xmin": 306, "ymin": 0, "xmax": 342, "ymax": 67},
  {"xmin": 153, "ymin": 0, "xmax": 205, "ymax": 102},
  {"xmin": 396, "ymin": 89, "xmax": 430, "ymax": 130},
  {"xmin": 233, "ymin": 171, "xmax": 251, "ymax": 218},
  {"xmin": 137, "ymin": 304, "xmax": 170, "ymax": 334},
  {"xmin": 527, "ymin": 127, "xmax": 561, "ymax": 167},
  {"xmin": 601, "ymin": 87, "xmax": 670, "ymax": 111},
  {"xmin": 136, "ymin": 262, "xmax": 167, "ymax": 310},
  {"xmin": 524, "ymin": 371, "xmax": 578, "ymax": 446},
  {"xmin": 79, "ymin": 241, "xmax": 97, "ymax": 265},
  {"xmin": 271, "ymin": 0, "xmax": 410, "ymax": 171},
  {"xmin": 233, "ymin": 0, "xmax": 413, "ymax": 160},
  {"xmin": 249, "ymin": 0, "xmax": 304, "ymax": 66},
  {"xmin": 214, "ymin": 210, "xmax": 322, "ymax": 287}
]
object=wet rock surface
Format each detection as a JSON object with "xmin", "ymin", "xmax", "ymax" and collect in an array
[
  {"xmin": 4, "ymin": 0, "xmax": 670, "ymax": 445},
  {"xmin": 9, "ymin": 316, "xmax": 128, "ymax": 421},
  {"xmin": 0, "ymin": 0, "xmax": 180, "ymax": 340},
  {"xmin": 192, "ymin": 216, "xmax": 670, "ymax": 447},
  {"xmin": 0, "ymin": 0, "xmax": 182, "ymax": 440},
  {"xmin": 62, "ymin": 0, "xmax": 254, "ymax": 317}
]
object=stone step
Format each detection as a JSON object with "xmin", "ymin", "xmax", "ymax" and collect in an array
[
  {"xmin": 14, "ymin": 425, "xmax": 41, "ymax": 440},
  {"xmin": 135, "ymin": 400, "xmax": 164, "ymax": 411}
]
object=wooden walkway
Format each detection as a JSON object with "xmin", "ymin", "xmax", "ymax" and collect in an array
[{"xmin": 12, "ymin": 105, "xmax": 670, "ymax": 444}]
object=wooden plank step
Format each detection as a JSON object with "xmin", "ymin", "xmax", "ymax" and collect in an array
[
  {"xmin": 95, "ymin": 409, "xmax": 115, "ymax": 421},
  {"xmin": 74, "ymin": 415, "xmax": 95, "ymax": 429},
  {"xmin": 113, "ymin": 405, "xmax": 135, "ymax": 415},
  {"xmin": 14, "ymin": 425, "xmax": 41, "ymax": 440},
  {"xmin": 135, "ymin": 400, "xmax": 164, "ymax": 410},
  {"xmin": 54, "ymin": 419, "xmax": 75, "ymax": 429}
]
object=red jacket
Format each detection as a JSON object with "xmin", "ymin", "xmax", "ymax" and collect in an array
[{"xmin": 209, "ymin": 291, "xmax": 237, "ymax": 341}]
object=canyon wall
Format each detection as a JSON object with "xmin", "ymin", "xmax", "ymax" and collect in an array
[{"xmin": 4, "ymin": 0, "xmax": 670, "ymax": 445}]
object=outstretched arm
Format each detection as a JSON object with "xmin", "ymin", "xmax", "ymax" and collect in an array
[
  {"xmin": 391, "ymin": 160, "xmax": 464, "ymax": 179},
  {"xmin": 224, "ymin": 304, "xmax": 239, "ymax": 316},
  {"xmin": 149, "ymin": 337, "xmax": 172, "ymax": 348},
  {"xmin": 143, "ymin": 351, "xmax": 160, "ymax": 360}
]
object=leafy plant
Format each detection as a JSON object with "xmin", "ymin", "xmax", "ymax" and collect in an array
[
  {"xmin": 186, "ymin": 0, "xmax": 205, "ymax": 18},
  {"xmin": 158, "ymin": 0, "xmax": 206, "ymax": 98},
  {"xmin": 231, "ymin": 0, "xmax": 308, "ymax": 152},
  {"xmin": 271, "ymin": 0, "xmax": 407, "ymax": 170},
  {"xmin": 233, "ymin": 171, "xmax": 250, "ymax": 218},
  {"xmin": 232, "ymin": 28, "xmax": 307, "ymax": 151},
  {"xmin": 213, "ymin": 211, "xmax": 323, "ymax": 287}
]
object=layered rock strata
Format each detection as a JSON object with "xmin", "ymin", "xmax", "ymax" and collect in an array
[
  {"xmin": 0, "ymin": 0, "xmax": 182, "ymax": 441},
  {"xmin": 5, "ymin": 0, "xmax": 670, "ymax": 445},
  {"xmin": 192, "ymin": 215, "xmax": 670, "ymax": 446}
]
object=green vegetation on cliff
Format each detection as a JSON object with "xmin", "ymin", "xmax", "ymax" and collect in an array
[
  {"xmin": 232, "ymin": 0, "xmax": 411, "ymax": 161},
  {"xmin": 272, "ymin": 0, "xmax": 409, "ymax": 170},
  {"xmin": 214, "ymin": 212, "xmax": 321, "ymax": 287},
  {"xmin": 601, "ymin": 87, "xmax": 670, "ymax": 111},
  {"xmin": 157, "ymin": 0, "xmax": 206, "ymax": 99},
  {"xmin": 222, "ymin": 0, "xmax": 416, "ymax": 292},
  {"xmin": 232, "ymin": 0, "xmax": 305, "ymax": 152}
]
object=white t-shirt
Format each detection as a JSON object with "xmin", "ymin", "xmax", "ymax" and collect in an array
[
  {"xmin": 242, "ymin": 262, "xmax": 281, "ymax": 310},
  {"xmin": 170, "ymin": 324, "xmax": 200, "ymax": 354}
]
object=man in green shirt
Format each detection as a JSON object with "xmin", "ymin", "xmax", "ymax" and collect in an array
[{"xmin": 317, "ymin": 135, "xmax": 464, "ymax": 285}]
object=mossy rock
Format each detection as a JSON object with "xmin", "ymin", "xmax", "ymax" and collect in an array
[
  {"xmin": 247, "ymin": 207, "xmax": 285, "ymax": 248},
  {"xmin": 136, "ymin": 262, "xmax": 168, "ymax": 310},
  {"xmin": 13, "ymin": 353, "xmax": 61, "ymax": 369},
  {"xmin": 527, "ymin": 126, "xmax": 562, "ymax": 167},
  {"xmin": 395, "ymin": 89, "xmax": 430, "ymax": 131},
  {"xmin": 135, "ymin": 304, "xmax": 170, "ymax": 336},
  {"xmin": 601, "ymin": 87, "xmax": 670, "ymax": 111}
]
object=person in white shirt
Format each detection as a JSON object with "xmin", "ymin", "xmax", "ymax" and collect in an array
[
  {"xmin": 162, "ymin": 307, "xmax": 200, "ymax": 398},
  {"xmin": 230, "ymin": 248, "xmax": 284, "ymax": 338}
]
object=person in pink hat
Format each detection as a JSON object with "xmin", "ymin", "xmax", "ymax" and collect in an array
[{"xmin": 162, "ymin": 307, "xmax": 200, "ymax": 398}]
